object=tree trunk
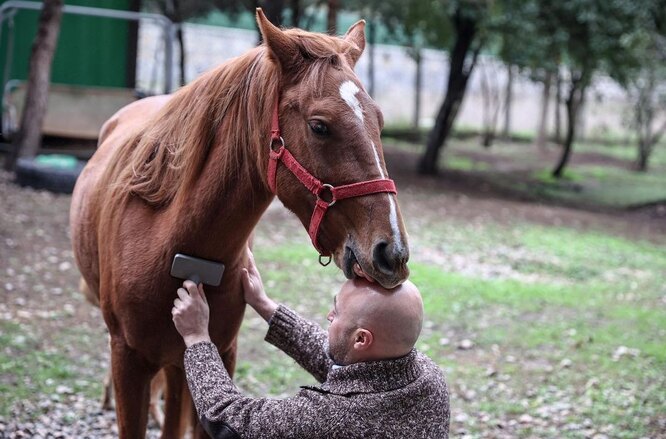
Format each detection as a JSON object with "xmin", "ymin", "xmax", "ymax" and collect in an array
[
  {"xmin": 535, "ymin": 71, "xmax": 552, "ymax": 150},
  {"xmin": 552, "ymin": 76, "xmax": 586, "ymax": 178},
  {"xmin": 290, "ymin": 0, "xmax": 301, "ymax": 27},
  {"xmin": 176, "ymin": 24, "xmax": 186, "ymax": 87},
  {"xmin": 326, "ymin": 0, "xmax": 338, "ymax": 34},
  {"xmin": 262, "ymin": 0, "xmax": 284, "ymax": 26},
  {"xmin": 413, "ymin": 49, "xmax": 422, "ymax": 130},
  {"xmin": 479, "ymin": 61, "xmax": 499, "ymax": 148},
  {"xmin": 5, "ymin": 0, "xmax": 64, "ymax": 172},
  {"xmin": 636, "ymin": 119, "xmax": 666, "ymax": 172},
  {"xmin": 418, "ymin": 9, "xmax": 478, "ymax": 175},
  {"xmin": 367, "ymin": 18, "xmax": 376, "ymax": 98},
  {"xmin": 502, "ymin": 64, "xmax": 513, "ymax": 138},
  {"xmin": 636, "ymin": 140, "xmax": 650, "ymax": 171},
  {"xmin": 482, "ymin": 130, "xmax": 494, "ymax": 148},
  {"xmin": 555, "ymin": 72, "xmax": 562, "ymax": 144},
  {"xmin": 125, "ymin": 0, "xmax": 140, "ymax": 89}
]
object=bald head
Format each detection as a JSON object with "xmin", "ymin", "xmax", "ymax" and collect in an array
[{"xmin": 334, "ymin": 278, "xmax": 423, "ymax": 361}]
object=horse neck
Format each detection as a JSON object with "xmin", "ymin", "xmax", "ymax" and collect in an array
[
  {"xmin": 164, "ymin": 50, "xmax": 279, "ymax": 259},
  {"xmin": 168, "ymin": 137, "xmax": 274, "ymax": 262}
]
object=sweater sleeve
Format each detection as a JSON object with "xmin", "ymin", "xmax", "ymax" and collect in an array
[
  {"xmin": 184, "ymin": 341, "xmax": 338, "ymax": 438},
  {"xmin": 264, "ymin": 304, "xmax": 333, "ymax": 383}
]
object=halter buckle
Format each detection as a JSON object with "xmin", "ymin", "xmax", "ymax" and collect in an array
[
  {"xmin": 317, "ymin": 183, "xmax": 336, "ymax": 206},
  {"xmin": 269, "ymin": 136, "xmax": 285, "ymax": 152},
  {"xmin": 318, "ymin": 254, "xmax": 332, "ymax": 266}
]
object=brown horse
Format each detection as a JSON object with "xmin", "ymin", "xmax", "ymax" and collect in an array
[{"xmin": 70, "ymin": 9, "xmax": 409, "ymax": 438}]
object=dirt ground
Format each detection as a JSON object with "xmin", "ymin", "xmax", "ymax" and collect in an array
[{"xmin": 0, "ymin": 145, "xmax": 664, "ymax": 437}]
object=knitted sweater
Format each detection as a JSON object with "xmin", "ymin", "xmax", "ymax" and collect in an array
[{"xmin": 184, "ymin": 305, "xmax": 450, "ymax": 438}]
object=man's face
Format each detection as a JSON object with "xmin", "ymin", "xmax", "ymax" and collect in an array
[{"xmin": 326, "ymin": 284, "xmax": 356, "ymax": 365}]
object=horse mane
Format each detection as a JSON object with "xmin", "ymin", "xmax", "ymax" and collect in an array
[{"xmin": 102, "ymin": 29, "xmax": 360, "ymax": 209}]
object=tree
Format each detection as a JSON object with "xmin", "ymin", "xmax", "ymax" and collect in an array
[
  {"xmin": 548, "ymin": 0, "xmax": 651, "ymax": 178},
  {"xmin": 327, "ymin": 0, "xmax": 339, "ymax": 33},
  {"xmin": 350, "ymin": 0, "xmax": 489, "ymax": 174},
  {"xmin": 4, "ymin": 0, "xmax": 64, "ymax": 172},
  {"xmin": 534, "ymin": 71, "xmax": 553, "ymax": 150},
  {"xmin": 623, "ymin": 6, "xmax": 666, "ymax": 171},
  {"xmin": 478, "ymin": 57, "xmax": 504, "ymax": 147},
  {"xmin": 628, "ymin": 68, "xmax": 666, "ymax": 171},
  {"xmin": 492, "ymin": 0, "xmax": 654, "ymax": 178},
  {"xmin": 492, "ymin": 0, "xmax": 560, "ymax": 150},
  {"xmin": 419, "ymin": 4, "xmax": 485, "ymax": 174}
]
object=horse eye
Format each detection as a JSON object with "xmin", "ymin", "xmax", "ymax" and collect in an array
[{"xmin": 308, "ymin": 120, "xmax": 329, "ymax": 136}]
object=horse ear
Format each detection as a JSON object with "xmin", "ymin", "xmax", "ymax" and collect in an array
[
  {"xmin": 344, "ymin": 19, "xmax": 366, "ymax": 66},
  {"xmin": 256, "ymin": 8, "xmax": 299, "ymax": 72}
]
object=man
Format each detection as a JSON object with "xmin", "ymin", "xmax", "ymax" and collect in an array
[{"xmin": 172, "ymin": 250, "xmax": 450, "ymax": 438}]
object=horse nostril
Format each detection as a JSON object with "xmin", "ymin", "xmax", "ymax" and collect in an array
[{"xmin": 372, "ymin": 241, "xmax": 395, "ymax": 275}]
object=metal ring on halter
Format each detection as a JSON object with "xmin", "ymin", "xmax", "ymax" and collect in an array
[
  {"xmin": 317, "ymin": 183, "xmax": 336, "ymax": 206},
  {"xmin": 269, "ymin": 136, "xmax": 285, "ymax": 152},
  {"xmin": 319, "ymin": 254, "xmax": 332, "ymax": 266}
]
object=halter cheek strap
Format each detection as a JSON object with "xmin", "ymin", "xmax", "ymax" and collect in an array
[{"xmin": 267, "ymin": 97, "xmax": 397, "ymax": 262}]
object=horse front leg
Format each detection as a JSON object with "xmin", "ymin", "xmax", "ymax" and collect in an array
[
  {"xmin": 161, "ymin": 365, "xmax": 194, "ymax": 439},
  {"xmin": 110, "ymin": 336, "xmax": 155, "ymax": 438}
]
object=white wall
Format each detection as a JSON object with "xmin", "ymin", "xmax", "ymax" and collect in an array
[{"xmin": 136, "ymin": 20, "xmax": 633, "ymax": 138}]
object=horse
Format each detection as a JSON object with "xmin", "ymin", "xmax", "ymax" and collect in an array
[{"xmin": 70, "ymin": 9, "xmax": 409, "ymax": 438}]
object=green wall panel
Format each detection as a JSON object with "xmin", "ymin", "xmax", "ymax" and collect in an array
[{"xmin": 0, "ymin": 0, "xmax": 135, "ymax": 89}]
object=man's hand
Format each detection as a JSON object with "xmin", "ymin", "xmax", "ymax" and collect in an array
[
  {"xmin": 172, "ymin": 280, "xmax": 212, "ymax": 347},
  {"xmin": 242, "ymin": 248, "xmax": 277, "ymax": 322}
]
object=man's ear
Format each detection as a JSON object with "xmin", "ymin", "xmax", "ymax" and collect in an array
[
  {"xmin": 256, "ymin": 8, "xmax": 300, "ymax": 73},
  {"xmin": 343, "ymin": 19, "xmax": 366, "ymax": 67},
  {"xmin": 353, "ymin": 328, "xmax": 374, "ymax": 351}
]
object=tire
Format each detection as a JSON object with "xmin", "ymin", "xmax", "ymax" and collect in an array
[{"xmin": 15, "ymin": 156, "xmax": 85, "ymax": 194}]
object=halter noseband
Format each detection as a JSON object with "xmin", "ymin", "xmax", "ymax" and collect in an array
[{"xmin": 267, "ymin": 97, "xmax": 397, "ymax": 265}]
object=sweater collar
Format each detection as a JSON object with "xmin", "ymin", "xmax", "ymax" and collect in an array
[{"xmin": 319, "ymin": 349, "xmax": 422, "ymax": 395}]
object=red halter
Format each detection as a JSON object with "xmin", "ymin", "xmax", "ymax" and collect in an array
[{"xmin": 267, "ymin": 97, "xmax": 397, "ymax": 265}]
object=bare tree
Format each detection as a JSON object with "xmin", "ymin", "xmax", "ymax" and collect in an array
[
  {"xmin": 535, "ymin": 71, "xmax": 553, "ymax": 150},
  {"xmin": 327, "ymin": 0, "xmax": 339, "ymax": 33},
  {"xmin": 629, "ymin": 69, "xmax": 666, "ymax": 171},
  {"xmin": 502, "ymin": 64, "xmax": 513, "ymax": 138},
  {"xmin": 4, "ymin": 0, "xmax": 64, "ymax": 172},
  {"xmin": 478, "ymin": 58, "xmax": 504, "ymax": 147}
]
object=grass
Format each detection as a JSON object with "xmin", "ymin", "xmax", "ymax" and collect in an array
[
  {"xmin": 2, "ymin": 131, "xmax": 664, "ymax": 435},
  {"xmin": 0, "ymin": 321, "xmax": 104, "ymax": 416},
  {"xmin": 383, "ymin": 131, "xmax": 666, "ymax": 209},
  {"xmin": 234, "ymin": 218, "xmax": 666, "ymax": 437}
]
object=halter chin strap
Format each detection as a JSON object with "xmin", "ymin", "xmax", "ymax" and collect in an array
[{"xmin": 267, "ymin": 97, "xmax": 397, "ymax": 263}]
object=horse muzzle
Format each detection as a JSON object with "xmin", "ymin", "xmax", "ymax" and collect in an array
[{"xmin": 343, "ymin": 240, "xmax": 409, "ymax": 289}]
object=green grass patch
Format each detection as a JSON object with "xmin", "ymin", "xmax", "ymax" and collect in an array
[
  {"xmin": 445, "ymin": 156, "xmax": 490, "ymax": 171},
  {"xmin": 0, "ymin": 321, "xmax": 94, "ymax": 417}
]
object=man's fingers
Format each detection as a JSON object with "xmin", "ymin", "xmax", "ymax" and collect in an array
[
  {"xmin": 172, "ymin": 298, "xmax": 185, "ymax": 316},
  {"xmin": 176, "ymin": 287, "xmax": 189, "ymax": 302},
  {"xmin": 183, "ymin": 280, "xmax": 198, "ymax": 295},
  {"xmin": 196, "ymin": 283, "xmax": 208, "ymax": 304}
]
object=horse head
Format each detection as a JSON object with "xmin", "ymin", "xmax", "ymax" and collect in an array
[{"xmin": 257, "ymin": 10, "xmax": 409, "ymax": 289}]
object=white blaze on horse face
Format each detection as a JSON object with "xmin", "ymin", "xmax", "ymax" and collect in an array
[
  {"xmin": 340, "ymin": 80, "xmax": 403, "ymax": 252},
  {"xmin": 371, "ymin": 141, "xmax": 404, "ymax": 253},
  {"xmin": 339, "ymin": 80, "xmax": 364, "ymax": 123}
]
